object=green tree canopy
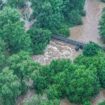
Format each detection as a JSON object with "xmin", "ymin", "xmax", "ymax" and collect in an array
[
  {"xmin": 0, "ymin": 67, "xmax": 21, "ymax": 105},
  {"xmin": 66, "ymin": 66, "xmax": 100, "ymax": 103},
  {"xmin": 0, "ymin": 7, "xmax": 31, "ymax": 53}
]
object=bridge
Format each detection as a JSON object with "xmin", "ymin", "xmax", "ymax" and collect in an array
[{"xmin": 52, "ymin": 35, "xmax": 105, "ymax": 51}]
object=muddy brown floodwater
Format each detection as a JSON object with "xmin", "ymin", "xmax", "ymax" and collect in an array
[
  {"xmin": 70, "ymin": 0, "xmax": 105, "ymax": 46},
  {"xmin": 33, "ymin": 40, "xmax": 80, "ymax": 65}
]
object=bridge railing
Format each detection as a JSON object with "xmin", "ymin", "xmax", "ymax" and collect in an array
[{"xmin": 52, "ymin": 35, "xmax": 86, "ymax": 49}]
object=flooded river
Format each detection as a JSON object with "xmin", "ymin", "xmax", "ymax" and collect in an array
[{"xmin": 70, "ymin": 0, "xmax": 105, "ymax": 45}]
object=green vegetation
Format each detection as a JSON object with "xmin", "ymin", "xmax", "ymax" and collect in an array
[
  {"xmin": 0, "ymin": 7, "xmax": 31, "ymax": 53},
  {"xmin": 83, "ymin": 42, "xmax": 101, "ymax": 56},
  {"xmin": 7, "ymin": 0, "xmax": 25, "ymax": 8},
  {"xmin": 98, "ymin": 101, "xmax": 105, "ymax": 105},
  {"xmin": 101, "ymin": 0, "xmax": 105, "ymax": 3},
  {"xmin": 0, "ymin": 68, "xmax": 21, "ymax": 105},
  {"xmin": 31, "ymin": 0, "xmax": 85, "ymax": 36},
  {"xmin": 28, "ymin": 28, "xmax": 51, "ymax": 54},
  {"xmin": 0, "ymin": 38, "xmax": 6, "ymax": 69},
  {"xmin": 99, "ymin": 8, "xmax": 105, "ymax": 42},
  {"xmin": 1, "ymin": 0, "xmax": 105, "ymax": 105},
  {"xmin": 24, "ymin": 95, "xmax": 60, "ymax": 105}
]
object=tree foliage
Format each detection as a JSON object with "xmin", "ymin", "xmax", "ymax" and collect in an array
[
  {"xmin": 0, "ymin": 67, "xmax": 21, "ymax": 105},
  {"xmin": 24, "ymin": 95, "xmax": 60, "ymax": 105},
  {"xmin": 66, "ymin": 66, "xmax": 100, "ymax": 103},
  {"xmin": 0, "ymin": 7, "xmax": 31, "ymax": 53},
  {"xmin": 31, "ymin": 0, "xmax": 85, "ymax": 36},
  {"xmin": 83, "ymin": 42, "xmax": 101, "ymax": 56},
  {"xmin": 0, "ymin": 38, "xmax": 6, "ymax": 69},
  {"xmin": 8, "ymin": 51, "xmax": 40, "ymax": 93},
  {"xmin": 28, "ymin": 28, "xmax": 51, "ymax": 54},
  {"xmin": 99, "ymin": 8, "xmax": 105, "ymax": 42},
  {"xmin": 7, "ymin": 0, "xmax": 25, "ymax": 8}
]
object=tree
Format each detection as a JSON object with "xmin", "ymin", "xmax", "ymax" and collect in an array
[
  {"xmin": 31, "ymin": 0, "xmax": 85, "ymax": 36},
  {"xmin": 28, "ymin": 28, "xmax": 51, "ymax": 54},
  {"xmin": 66, "ymin": 66, "xmax": 100, "ymax": 103},
  {"xmin": 7, "ymin": 0, "xmax": 25, "ymax": 8},
  {"xmin": 75, "ymin": 52, "xmax": 105, "ymax": 89},
  {"xmin": 0, "ymin": 67, "xmax": 21, "ymax": 105},
  {"xmin": 83, "ymin": 42, "xmax": 101, "ymax": 56},
  {"xmin": 0, "ymin": 38, "xmax": 6, "ymax": 70},
  {"xmin": 24, "ymin": 95, "xmax": 60, "ymax": 105},
  {"xmin": 8, "ymin": 51, "xmax": 40, "ymax": 93},
  {"xmin": 0, "ymin": 7, "xmax": 31, "ymax": 53},
  {"xmin": 99, "ymin": 8, "xmax": 105, "ymax": 42},
  {"xmin": 31, "ymin": 0, "xmax": 64, "ymax": 34}
]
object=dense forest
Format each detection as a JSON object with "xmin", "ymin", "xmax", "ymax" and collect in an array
[{"xmin": 0, "ymin": 0, "xmax": 105, "ymax": 105}]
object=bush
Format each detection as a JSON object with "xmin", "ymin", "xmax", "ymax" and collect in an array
[
  {"xmin": 28, "ymin": 28, "xmax": 52, "ymax": 54},
  {"xmin": 83, "ymin": 42, "xmax": 101, "ymax": 56}
]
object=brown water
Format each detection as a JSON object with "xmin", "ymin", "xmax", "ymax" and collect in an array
[{"xmin": 70, "ymin": 0, "xmax": 105, "ymax": 45}]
